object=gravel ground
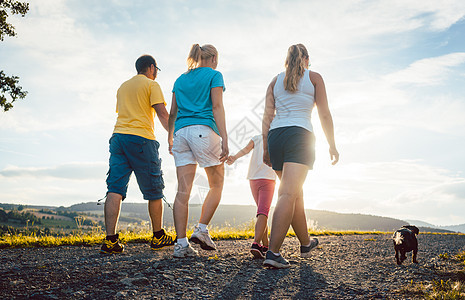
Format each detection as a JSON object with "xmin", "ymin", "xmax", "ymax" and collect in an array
[{"xmin": 1, "ymin": 234, "xmax": 465, "ymax": 299}]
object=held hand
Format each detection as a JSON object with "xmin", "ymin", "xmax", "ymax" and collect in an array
[
  {"xmin": 263, "ymin": 151, "xmax": 271, "ymax": 167},
  {"xmin": 219, "ymin": 140, "xmax": 229, "ymax": 163},
  {"xmin": 329, "ymin": 147, "xmax": 339, "ymax": 165},
  {"xmin": 226, "ymin": 155, "xmax": 236, "ymax": 165}
]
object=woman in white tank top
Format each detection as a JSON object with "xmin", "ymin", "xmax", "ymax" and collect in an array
[{"xmin": 262, "ymin": 44, "xmax": 339, "ymax": 269}]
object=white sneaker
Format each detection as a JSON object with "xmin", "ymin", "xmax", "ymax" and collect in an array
[
  {"xmin": 173, "ymin": 243, "xmax": 198, "ymax": 258},
  {"xmin": 190, "ymin": 226, "xmax": 216, "ymax": 250},
  {"xmin": 300, "ymin": 238, "xmax": 319, "ymax": 258}
]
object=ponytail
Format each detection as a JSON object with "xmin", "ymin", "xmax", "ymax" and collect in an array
[
  {"xmin": 187, "ymin": 44, "xmax": 202, "ymax": 70},
  {"xmin": 186, "ymin": 44, "xmax": 218, "ymax": 71},
  {"xmin": 283, "ymin": 44, "xmax": 309, "ymax": 92}
]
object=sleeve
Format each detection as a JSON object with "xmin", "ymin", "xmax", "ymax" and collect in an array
[
  {"xmin": 252, "ymin": 135, "xmax": 261, "ymax": 148},
  {"xmin": 172, "ymin": 77, "xmax": 179, "ymax": 93},
  {"xmin": 115, "ymin": 89, "xmax": 119, "ymax": 113},
  {"xmin": 211, "ymin": 71, "xmax": 226, "ymax": 91},
  {"xmin": 150, "ymin": 81, "xmax": 166, "ymax": 106}
]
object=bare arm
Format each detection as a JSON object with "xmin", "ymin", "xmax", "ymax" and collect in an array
[
  {"xmin": 211, "ymin": 86, "xmax": 229, "ymax": 162},
  {"xmin": 167, "ymin": 93, "xmax": 178, "ymax": 155},
  {"xmin": 226, "ymin": 139, "xmax": 254, "ymax": 165},
  {"xmin": 262, "ymin": 76, "xmax": 277, "ymax": 167},
  {"xmin": 153, "ymin": 103, "xmax": 169, "ymax": 132},
  {"xmin": 310, "ymin": 71, "xmax": 339, "ymax": 165}
]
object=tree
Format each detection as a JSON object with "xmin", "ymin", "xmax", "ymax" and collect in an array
[{"xmin": 0, "ymin": 0, "xmax": 29, "ymax": 112}]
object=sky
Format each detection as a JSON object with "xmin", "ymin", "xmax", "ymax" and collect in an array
[{"xmin": 1, "ymin": 0, "xmax": 465, "ymax": 226}]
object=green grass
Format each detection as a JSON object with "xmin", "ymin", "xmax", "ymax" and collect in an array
[
  {"xmin": 1, "ymin": 228, "xmax": 463, "ymax": 250},
  {"xmin": 440, "ymin": 253, "xmax": 451, "ymax": 260},
  {"xmin": 0, "ymin": 228, "xmax": 385, "ymax": 249},
  {"xmin": 428, "ymin": 279, "xmax": 465, "ymax": 299},
  {"xmin": 398, "ymin": 250, "xmax": 465, "ymax": 300},
  {"xmin": 457, "ymin": 251, "xmax": 465, "ymax": 264}
]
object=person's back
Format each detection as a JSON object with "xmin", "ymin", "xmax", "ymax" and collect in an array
[
  {"xmin": 270, "ymin": 69, "xmax": 315, "ymax": 132},
  {"xmin": 114, "ymin": 74, "xmax": 165, "ymax": 140},
  {"xmin": 247, "ymin": 135, "xmax": 276, "ymax": 181},
  {"xmin": 173, "ymin": 67, "xmax": 225, "ymax": 136}
]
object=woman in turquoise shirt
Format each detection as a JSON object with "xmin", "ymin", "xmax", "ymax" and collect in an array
[{"xmin": 168, "ymin": 44, "xmax": 229, "ymax": 258}]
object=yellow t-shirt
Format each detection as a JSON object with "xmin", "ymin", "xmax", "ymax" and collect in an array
[{"xmin": 113, "ymin": 75, "xmax": 166, "ymax": 140}]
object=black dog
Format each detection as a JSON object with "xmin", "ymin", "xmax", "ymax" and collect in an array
[{"xmin": 392, "ymin": 225, "xmax": 419, "ymax": 265}]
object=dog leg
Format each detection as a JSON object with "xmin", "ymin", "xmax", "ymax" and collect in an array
[
  {"xmin": 412, "ymin": 249, "xmax": 418, "ymax": 264},
  {"xmin": 395, "ymin": 249, "xmax": 401, "ymax": 265},
  {"xmin": 400, "ymin": 250, "xmax": 406, "ymax": 263}
]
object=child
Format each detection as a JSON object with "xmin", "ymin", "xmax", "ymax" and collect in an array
[{"xmin": 227, "ymin": 135, "xmax": 276, "ymax": 258}]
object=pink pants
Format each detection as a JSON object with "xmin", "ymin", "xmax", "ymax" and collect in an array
[{"xmin": 249, "ymin": 179, "xmax": 276, "ymax": 217}]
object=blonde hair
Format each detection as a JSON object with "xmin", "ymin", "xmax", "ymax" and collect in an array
[
  {"xmin": 187, "ymin": 44, "xmax": 218, "ymax": 70},
  {"xmin": 283, "ymin": 44, "xmax": 309, "ymax": 93}
]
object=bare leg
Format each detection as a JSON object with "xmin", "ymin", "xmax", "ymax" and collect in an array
[
  {"xmin": 199, "ymin": 164, "xmax": 224, "ymax": 225},
  {"xmin": 268, "ymin": 163, "xmax": 309, "ymax": 253},
  {"xmin": 173, "ymin": 164, "xmax": 197, "ymax": 239},
  {"xmin": 104, "ymin": 192, "xmax": 123, "ymax": 236},
  {"xmin": 148, "ymin": 199, "xmax": 163, "ymax": 232},
  {"xmin": 254, "ymin": 214, "xmax": 268, "ymax": 245},
  {"xmin": 291, "ymin": 190, "xmax": 311, "ymax": 246},
  {"xmin": 261, "ymin": 223, "xmax": 269, "ymax": 247},
  {"xmin": 273, "ymin": 171, "xmax": 309, "ymax": 244}
]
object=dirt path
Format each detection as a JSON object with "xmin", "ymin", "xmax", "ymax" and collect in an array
[{"xmin": 1, "ymin": 234, "xmax": 465, "ymax": 299}]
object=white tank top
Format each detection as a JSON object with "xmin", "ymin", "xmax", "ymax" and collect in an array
[{"xmin": 269, "ymin": 69, "xmax": 315, "ymax": 132}]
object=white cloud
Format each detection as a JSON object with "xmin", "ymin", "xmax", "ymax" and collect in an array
[
  {"xmin": 309, "ymin": 160, "xmax": 465, "ymax": 225},
  {"xmin": 0, "ymin": 162, "xmax": 107, "ymax": 180},
  {"xmin": 327, "ymin": 51, "xmax": 465, "ymax": 147},
  {"xmin": 384, "ymin": 52, "xmax": 465, "ymax": 86}
]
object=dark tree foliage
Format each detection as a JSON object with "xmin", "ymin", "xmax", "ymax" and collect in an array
[
  {"xmin": 0, "ymin": 208, "xmax": 42, "ymax": 225},
  {"xmin": 0, "ymin": 0, "xmax": 29, "ymax": 41},
  {"xmin": 0, "ymin": 0, "xmax": 29, "ymax": 112},
  {"xmin": 0, "ymin": 71, "xmax": 27, "ymax": 111}
]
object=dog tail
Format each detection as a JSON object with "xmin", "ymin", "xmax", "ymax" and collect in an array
[{"xmin": 393, "ymin": 232, "xmax": 404, "ymax": 245}]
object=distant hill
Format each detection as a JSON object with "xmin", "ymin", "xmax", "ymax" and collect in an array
[
  {"xmin": 405, "ymin": 219, "xmax": 465, "ymax": 233},
  {"xmin": 1, "ymin": 202, "xmax": 458, "ymax": 233},
  {"xmin": 405, "ymin": 219, "xmax": 437, "ymax": 228},
  {"xmin": 441, "ymin": 224, "xmax": 465, "ymax": 233},
  {"xmin": 306, "ymin": 210, "xmax": 407, "ymax": 232}
]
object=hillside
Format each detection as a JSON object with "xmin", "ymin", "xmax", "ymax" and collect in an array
[
  {"xmin": 442, "ymin": 224, "xmax": 465, "ymax": 233},
  {"xmin": 406, "ymin": 219, "xmax": 465, "ymax": 234},
  {"xmin": 1, "ymin": 202, "xmax": 458, "ymax": 233}
]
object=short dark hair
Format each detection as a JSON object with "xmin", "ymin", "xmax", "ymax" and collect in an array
[{"xmin": 135, "ymin": 55, "xmax": 156, "ymax": 74}]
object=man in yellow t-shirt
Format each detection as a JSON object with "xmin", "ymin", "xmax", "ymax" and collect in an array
[{"xmin": 101, "ymin": 55, "xmax": 175, "ymax": 254}]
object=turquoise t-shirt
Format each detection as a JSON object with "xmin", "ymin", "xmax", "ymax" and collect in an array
[{"xmin": 172, "ymin": 67, "xmax": 225, "ymax": 135}]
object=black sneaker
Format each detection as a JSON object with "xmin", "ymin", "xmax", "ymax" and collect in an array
[
  {"xmin": 100, "ymin": 234, "xmax": 124, "ymax": 254},
  {"xmin": 250, "ymin": 242, "xmax": 264, "ymax": 259},
  {"xmin": 301, "ymin": 238, "xmax": 319, "ymax": 258},
  {"xmin": 260, "ymin": 245, "xmax": 269, "ymax": 256},
  {"xmin": 263, "ymin": 251, "xmax": 290, "ymax": 269},
  {"xmin": 151, "ymin": 229, "xmax": 175, "ymax": 250}
]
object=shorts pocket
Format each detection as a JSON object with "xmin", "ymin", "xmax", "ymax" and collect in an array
[
  {"xmin": 129, "ymin": 139, "xmax": 147, "ymax": 154},
  {"xmin": 151, "ymin": 170, "xmax": 165, "ymax": 190},
  {"xmin": 195, "ymin": 125, "xmax": 213, "ymax": 139}
]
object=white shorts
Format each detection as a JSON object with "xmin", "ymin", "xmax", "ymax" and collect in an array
[{"xmin": 172, "ymin": 125, "xmax": 222, "ymax": 168}]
